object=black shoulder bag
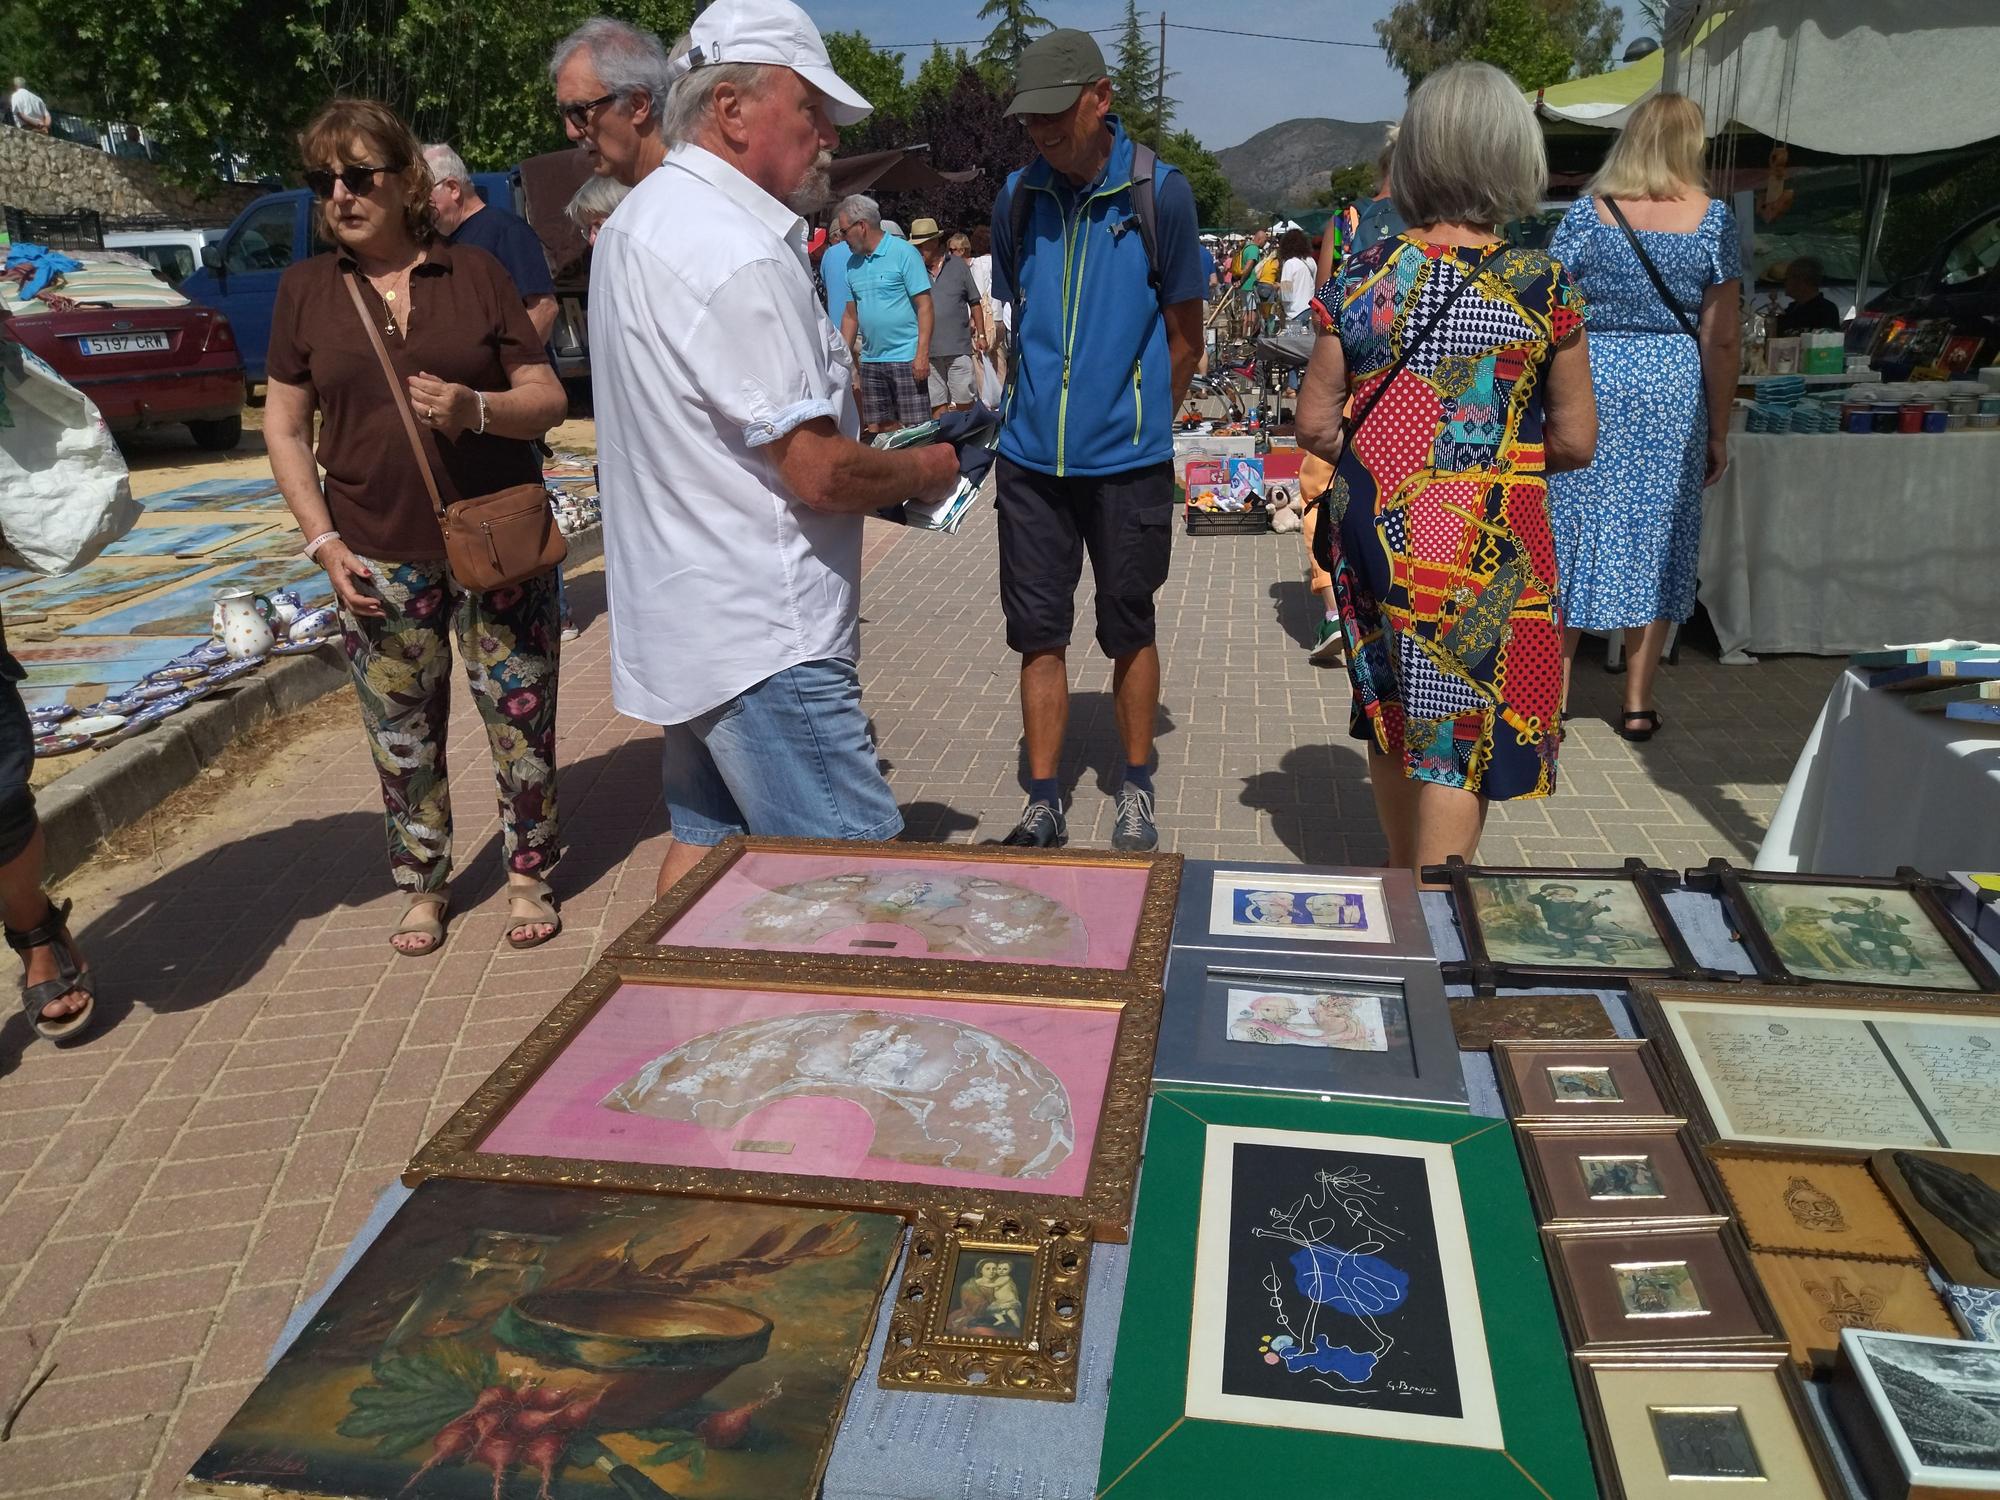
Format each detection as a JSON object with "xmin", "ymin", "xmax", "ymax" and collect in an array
[
  {"xmin": 1602, "ymin": 198, "xmax": 1701, "ymax": 340},
  {"xmin": 1311, "ymin": 241, "xmax": 1507, "ymax": 573}
]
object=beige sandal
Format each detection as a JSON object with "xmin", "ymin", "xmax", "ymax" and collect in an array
[
  {"xmin": 505, "ymin": 879, "xmax": 562, "ymax": 951},
  {"xmin": 390, "ymin": 892, "xmax": 449, "ymax": 958}
]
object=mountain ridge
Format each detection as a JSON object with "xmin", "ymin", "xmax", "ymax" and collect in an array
[{"xmin": 1215, "ymin": 117, "xmax": 1394, "ymax": 213}]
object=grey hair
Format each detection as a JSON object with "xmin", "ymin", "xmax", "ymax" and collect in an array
[
  {"xmin": 549, "ymin": 16, "xmax": 672, "ymax": 106},
  {"xmin": 10, "ymin": 77, "xmax": 24, "ymax": 90},
  {"xmin": 421, "ymin": 143, "xmax": 473, "ymax": 192},
  {"xmin": 660, "ymin": 31, "xmax": 778, "ymax": 147},
  {"xmin": 834, "ymin": 194, "xmax": 881, "ymax": 229},
  {"xmin": 1376, "ymin": 123, "xmax": 1399, "ymax": 183},
  {"xmin": 1391, "ymin": 61, "xmax": 1544, "ymax": 228},
  {"xmin": 565, "ymin": 173, "xmax": 630, "ymax": 230}
]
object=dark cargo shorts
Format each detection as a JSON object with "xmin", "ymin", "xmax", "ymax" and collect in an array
[{"xmin": 994, "ymin": 456, "xmax": 1175, "ymax": 659}]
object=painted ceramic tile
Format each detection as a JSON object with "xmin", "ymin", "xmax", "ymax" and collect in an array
[
  {"xmin": 1467, "ymin": 875, "xmax": 1672, "ymax": 970},
  {"xmin": 1944, "ymin": 1284, "xmax": 2000, "ymax": 1342},
  {"xmin": 1741, "ymin": 882, "xmax": 1979, "ymax": 990},
  {"xmin": 1223, "ymin": 987, "xmax": 1387, "ymax": 1052}
]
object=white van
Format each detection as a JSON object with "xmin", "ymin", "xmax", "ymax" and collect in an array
[{"xmin": 103, "ymin": 228, "xmax": 227, "ymax": 289}]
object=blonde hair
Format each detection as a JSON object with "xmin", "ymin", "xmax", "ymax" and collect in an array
[{"xmin": 1590, "ymin": 93, "xmax": 1708, "ymax": 200}]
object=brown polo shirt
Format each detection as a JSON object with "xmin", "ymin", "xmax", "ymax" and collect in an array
[{"xmin": 266, "ymin": 240, "xmax": 546, "ymax": 561}]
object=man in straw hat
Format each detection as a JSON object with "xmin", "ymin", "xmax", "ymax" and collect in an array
[{"xmin": 909, "ymin": 215, "xmax": 987, "ymax": 414}]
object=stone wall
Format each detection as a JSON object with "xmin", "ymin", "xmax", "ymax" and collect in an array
[{"xmin": 0, "ymin": 123, "xmax": 261, "ymax": 226}]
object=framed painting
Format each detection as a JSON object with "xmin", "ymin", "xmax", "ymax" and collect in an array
[
  {"xmin": 1447, "ymin": 992, "xmax": 1619, "ymax": 1051},
  {"xmin": 876, "ymin": 1206, "xmax": 1091, "ymax": 1401},
  {"xmin": 1152, "ymin": 949, "xmax": 1465, "ymax": 1107},
  {"xmin": 1688, "ymin": 860, "xmax": 2000, "ymax": 994},
  {"xmin": 1573, "ymin": 1352, "xmax": 1842, "ymax": 1499},
  {"xmin": 1630, "ymin": 982, "xmax": 2000, "ymax": 1157},
  {"xmin": 1095, "ymin": 1089, "xmax": 1595, "ymax": 1498},
  {"xmin": 1542, "ymin": 1223, "xmax": 1786, "ymax": 1355},
  {"xmin": 407, "ymin": 960, "xmax": 1159, "ymax": 1242},
  {"xmin": 1748, "ymin": 1249, "xmax": 1958, "ymax": 1374},
  {"xmin": 602, "ymin": 836, "xmax": 1181, "ymax": 1000},
  {"xmin": 1872, "ymin": 1149, "xmax": 2000, "ymax": 1290},
  {"xmin": 1832, "ymin": 1329, "xmax": 2000, "ymax": 1498},
  {"xmin": 1425, "ymin": 856, "xmax": 1706, "ymax": 995},
  {"xmin": 1708, "ymin": 1149, "xmax": 1924, "ymax": 1262},
  {"xmin": 184, "ymin": 1179, "xmax": 902, "ymax": 1500},
  {"xmin": 1168, "ymin": 857, "xmax": 1433, "ymax": 962},
  {"xmin": 1515, "ymin": 1123, "xmax": 1721, "ymax": 1228},
  {"xmin": 1491, "ymin": 1038, "xmax": 1683, "ymax": 1126}
]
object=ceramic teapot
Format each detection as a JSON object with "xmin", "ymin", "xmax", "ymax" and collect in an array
[{"xmin": 213, "ymin": 590, "xmax": 276, "ymax": 660}]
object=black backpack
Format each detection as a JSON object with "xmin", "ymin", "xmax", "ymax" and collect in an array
[{"xmin": 1003, "ymin": 142, "xmax": 1165, "ymax": 304}]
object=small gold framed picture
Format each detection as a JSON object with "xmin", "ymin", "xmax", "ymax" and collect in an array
[{"xmin": 878, "ymin": 1208, "xmax": 1091, "ymax": 1401}]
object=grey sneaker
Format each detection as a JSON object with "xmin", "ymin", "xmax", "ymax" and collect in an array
[
  {"xmin": 1110, "ymin": 785, "xmax": 1159, "ymax": 852},
  {"xmin": 991, "ymin": 801, "xmax": 1067, "ymax": 848}
]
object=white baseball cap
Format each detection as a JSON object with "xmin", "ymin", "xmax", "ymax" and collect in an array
[{"xmin": 674, "ymin": 0, "xmax": 872, "ymax": 127}]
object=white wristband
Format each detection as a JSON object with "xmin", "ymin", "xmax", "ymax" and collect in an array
[
  {"xmin": 476, "ymin": 392, "xmax": 488, "ymax": 435},
  {"xmin": 303, "ymin": 530, "xmax": 341, "ymax": 561}
]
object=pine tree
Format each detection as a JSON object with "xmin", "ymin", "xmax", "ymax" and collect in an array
[
  {"xmin": 975, "ymin": 0, "xmax": 1051, "ymax": 77},
  {"xmin": 1110, "ymin": 0, "xmax": 1174, "ymax": 146}
]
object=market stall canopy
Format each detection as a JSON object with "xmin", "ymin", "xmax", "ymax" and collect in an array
[
  {"xmin": 829, "ymin": 146, "xmax": 979, "ymax": 199},
  {"xmin": 1532, "ymin": 45, "xmax": 1663, "ymax": 131}
]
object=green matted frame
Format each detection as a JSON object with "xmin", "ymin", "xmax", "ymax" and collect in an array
[{"xmin": 1096, "ymin": 1089, "xmax": 1596, "ymax": 1499}]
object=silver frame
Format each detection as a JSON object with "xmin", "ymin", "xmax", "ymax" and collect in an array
[{"xmin": 1170, "ymin": 858, "xmax": 1437, "ymax": 964}]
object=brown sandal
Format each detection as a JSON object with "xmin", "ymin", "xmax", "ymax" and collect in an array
[
  {"xmin": 505, "ymin": 880, "xmax": 562, "ymax": 951},
  {"xmin": 390, "ymin": 892, "xmax": 449, "ymax": 958}
]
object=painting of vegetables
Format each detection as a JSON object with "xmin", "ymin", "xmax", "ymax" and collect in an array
[{"xmin": 184, "ymin": 1181, "xmax": 901, "ymax": 1499}]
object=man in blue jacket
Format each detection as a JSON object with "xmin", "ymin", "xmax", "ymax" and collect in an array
[{"xmin": 988, "ymin": 29, "xmax": 1204, "ymax": 851}]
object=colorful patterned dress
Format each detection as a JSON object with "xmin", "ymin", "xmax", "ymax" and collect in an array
[{"xmin": 1320, "ymin": 235, "xmax": 1586, "ymax": 802}]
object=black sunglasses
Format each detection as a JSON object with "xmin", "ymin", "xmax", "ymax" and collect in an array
[
  {"xmin": 559, "ymin": 92, "xmax": 621, "ymax": 129},
  {"xmin": 304, "ymin": 164, "xmax": 395, "ymax": 199}
]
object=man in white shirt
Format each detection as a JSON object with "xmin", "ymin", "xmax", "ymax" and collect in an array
[
  {"xmin": 8, "ymin": 79, "xmax": 50, "ymax": 134},
  {"xmin": 590, "ymin": 0, "xmax": 961, "ymax": 895}
]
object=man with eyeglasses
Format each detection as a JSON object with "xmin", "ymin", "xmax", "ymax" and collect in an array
[
  {"xmin": 833, "ymin": 194, "xmax": 933, "ymax": 436},
  {"xmin": 423, "ymin": 143, "xmax": 559, "ymax": 344},
  {"xmin": 549, "ymin": 17, "xmax": 671, "ymax": 188}
]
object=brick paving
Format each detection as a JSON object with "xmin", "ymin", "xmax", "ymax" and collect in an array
[{"xmin": 0, "ymin": 484, "xmax": 1843, "ymax": 1498}]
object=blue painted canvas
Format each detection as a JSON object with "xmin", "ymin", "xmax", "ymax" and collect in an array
[{"xmin": 136, "ymin": 477, "xmax": 286, "ymax": 512}]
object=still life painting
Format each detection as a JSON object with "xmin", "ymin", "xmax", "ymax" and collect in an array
[
  {"xmin": 1224, "ymin": 987, "xmax": 1387, "ymax": 1052},
  {"xmin": 1466, "ymin": 875, "xmax": 1673, "ymax": 971},
  {"xmin": 1738, "ymin": 881, "xmax": 1982, "ymax": 991},
  {"xmin": 186, "ymin": 1179, "xmax": 901, "ymax": 1499},
  {"xmin": 1207, "ymin": 871, "xmax": 1392, "ymax": 946}
]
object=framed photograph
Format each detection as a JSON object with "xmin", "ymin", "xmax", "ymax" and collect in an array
[
  {"xmin": 1630, "ymin": 982, "xmax": 2000, "ymax": 1157},
  {"xmin": 1170, "ymin": 858, "xmax": 1433, "ymax": 961},
  {"xmin": 1688, "ymin": 860, "xmax": 2000, "ymax": 994},
  {"xmin": 1574, "ymin": 1352, "xmax": 1842, "ymax": 1499},
  {"xmin": 407, "ymin": 960, "xmax": 1160, "ymax": 1242},
  {"xmin": 1708, "ymin": 1149, "xmax": 1924, "ymax": 1262},
  {"xmin": 1542, "ymin": 1223, "xmax": 1787, "ymax": 1355},
  {"xmin": 1153, "ymin": 950, "xmax": 1465, "ymax": 1107},
  {"xmin": 602, "ymin": 836, "xmax": 1182, "ymax": 1000},
  {"xmin": 1492, "ymin": 1038, "xmax": 1682, "ymax": 1126},
  {"xmin": 1516, "ymin": 1123, "xmax": 1721, "ymax": 1228},
  {"xmin": 1096, "ymin": 1089, "xmax": 1594, "ymax": 1497},
  {"xmin": 877, "ymin": 1207, "xmax": 1091, "ymax": 1401},
  {"xmin": 1447, "ymin": 992, "xmax": 1619, "ymax": 1051},
  {"xmin": 1872, "ymin": 1149, "xmax": 2000, "ymax": 1290},
  {"xmin": 1832, "ymin": 1329, "xmax": 2000, "ymax": 1498},
  {"xmin": 1749, "ymin": 1250, "xmax": 1958, "ymax": 1374},
  {"xmin": 1425, "ymin": 857, "xmax": 1707, "ymax": 995},
  {"xmin": 1944, "ymin": 1284, "xmax": 2000, "ymax": 1343},
  {"xmin": 183, "ymin": 1179, "xmax": 902, "ymax": 1500}
]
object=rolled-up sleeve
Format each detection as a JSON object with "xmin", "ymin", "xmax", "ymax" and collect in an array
[{"xmin": 682, "ymin": 257, "xmax": 840, "ymax": 448}]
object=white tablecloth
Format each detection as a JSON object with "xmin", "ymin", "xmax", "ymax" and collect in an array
[
  {"xmin": 1699, "ymin": 432, "xmax": 2000, "ymax": 658},
  {"xmin": 1757, "ymin": 668, "xmax": 2000, "ymax": 874}
]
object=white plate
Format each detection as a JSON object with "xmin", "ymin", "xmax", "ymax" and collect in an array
[{"xmin": 70, "ymin": 714, "xmax": 129, "ymax": 736}]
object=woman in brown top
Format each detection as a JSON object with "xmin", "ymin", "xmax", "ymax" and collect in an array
[{"xmin": 265, "ymin": 99, "xmax": 569, "ymax": 957}]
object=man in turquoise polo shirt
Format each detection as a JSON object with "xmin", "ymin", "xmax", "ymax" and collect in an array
[
  {"xmin": 987, "ymin": 29, "xmax": 1204, "ymax": 851},
  {"xmin": 835, "ymin": 193, "xmax": 934, "ymax": 434}
]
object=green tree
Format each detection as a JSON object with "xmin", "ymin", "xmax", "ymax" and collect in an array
[
  {"xmin": 1155, "ymin": 128, "xmax": 1232, "ymax": 229},
  {"xmin": 912, "ymin": 43, "xmax": 973, "ymax": 108},
  {"xmin": 1310, "ymin": 163, "xmax": 1378, "ymax": 208},
  {"xmin": 822, "ymin": 30, "xmax": 908, "ymax": 143},
  {"xmin": 975, "ymin": 0, "xmax": 1050, "ymax": 78},
  {"xmin": 1375, "ymin": 0, "xmax": 1621, "ymax": 92},
  {"xmin": 1110, "ymin": 0, "xmax": 1173, "ymax": 146}
]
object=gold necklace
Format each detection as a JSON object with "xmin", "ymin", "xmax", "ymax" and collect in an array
[{"xmin": 363, "ymin": 253, "xmax": 422, "ymax": 337}]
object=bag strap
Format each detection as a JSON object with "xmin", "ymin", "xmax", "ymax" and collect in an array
[
  {"xmin": 1343, "ymin": 240, "xmax": 1507, "ymax": 444},
  {"xmin": 1128, "ymin": 143, "xmax": 1163, "ymax": 299},
  {"xmin": 1602, "ymin": 198, "xmax": 1701, "ymax": 340},
  {"xmin": 342, "ymin": 269, "xmax": 450, "ymax": 528}
]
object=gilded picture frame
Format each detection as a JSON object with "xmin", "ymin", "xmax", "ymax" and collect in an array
[
  {"xmin": 1491, "ymin": 1037, "xmax": 1684, "ymax": 1127},
  {"xmin": 406, "ymin": 958, "xmax": 1160, "ymax": 1243},
  {"xmin": 1515, "ymin": 1122, "xmax": 1724, "ymax": 1229},
  {"xmin": 877, "ymin": 1206, "xmax": 1092, "ymax": 1401},
  {"xmin": 1541, "ymin": 1222, "xmax": 1788, "ymax": 1356},
  {"xmin": 601, "ymin": 834, "xmax": 1183, "ymax": 1002}
]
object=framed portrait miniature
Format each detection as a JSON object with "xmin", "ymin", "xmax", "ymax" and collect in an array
[
  {"xmin": 1630, "ymin": 982, "xmax": 2000, "ymax": 1157},
  {"xmin": 1152, "ymin": 950, "xmax": 1465, "ymax": 1107},
  {"xmin": 1492, "ymin": 1038, "xmax": 1682, "ymax": 1126},
  {"xmin": 1574, "ymin": 1352, "xmax": 1842, "ymax": 1499},
  {"xmin": 1688, "ymin": 860, "xmax": 2000, "ymax": 994},
  {"xmin": 1515, "ymin": 1124, "xmax": 1721, "ymax": 1229},
  {"xmin": 1708, "ymin": 1149, "xmax": 1924, "ymax": 1262},
  {"xmin": 1872, "ymin": 1149, "xmax": 2000, "ymax": 1290},
  {"xmin": 1168, "ymin": 858, "xmax": 1433, "ymax": 962},
  {"xmin": 1832, "ymin": 1329, "xmax": 2000, "ymax": 1499},
  {"xmin": 1095, "ymin": 1089, "xmax": 1594, "ymax": 1497},
  {"xmin": 1748, "ymin": 1249, "xmax": 1958, "ymax": 1374},
  {"xmin": 407, "ymin": 959, "xmax": 1159, "ymax": 1242},
  {"xmin": 877, "ymin": 1207, "xmax": 1091, "ymax": 1401},
  {"xmin": 1424, "ymin": 857, "xmax": 1707, "ymax": 995},
  {"xmin": 1542, "ymin": 1223, "xmax": 1786, "ymax": 1355},
  {"xmin": 603, "ymin": 836, "xmax": 1181, "ymax": 1000}
]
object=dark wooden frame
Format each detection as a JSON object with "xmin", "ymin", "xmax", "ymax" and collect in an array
[
  {"xmin": 1424, "ymin": 856, "xmax": 1710, "ymax": 995},
  {"xmin": 1542, "ymin": 1221, "xmax": 1789, "ymax": 1356}
]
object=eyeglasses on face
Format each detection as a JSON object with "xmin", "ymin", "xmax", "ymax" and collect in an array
[
  {"xmin": 305, "ymin": 164, "xmax": 394, "ymax": 198},
  {"xmin": 559, "ymin": 92, "xmax": 620, "ymax": 129}
]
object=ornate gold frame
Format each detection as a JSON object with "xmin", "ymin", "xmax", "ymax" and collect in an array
[
  {"xmin": 406, "ymin": 957, "xmax": 1160, "ymax": 1242},
  {"xmin": 877, "ymin": 1206, "xmax": 1092, "ymax": 1401},
  {"xmin": 600, "ymin": 835, "xmax": 1183, "ymax": 1001}
]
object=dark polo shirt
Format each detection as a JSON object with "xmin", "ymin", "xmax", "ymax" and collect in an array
[{"xmin": 266, "ymin": 239, "xmax": 544, "ymax": 561}]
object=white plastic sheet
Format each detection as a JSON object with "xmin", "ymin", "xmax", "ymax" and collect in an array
[{"xmin": 0, "ymin": 342, "xmax": 140, "ymax": 574}]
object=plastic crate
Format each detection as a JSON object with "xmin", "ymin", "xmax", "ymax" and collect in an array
[
  {"xmin": 1185, "ymin": 505, "xmax": 1271, "ymax": 535},
  {"xmin": 3, "ymin": 206, "xmax": 105, "ymax": 250}
]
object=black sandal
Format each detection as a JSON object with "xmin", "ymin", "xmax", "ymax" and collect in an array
[
  {"xmin": 6, "ymin": 896, "xmax": 97, "ymax": 1044},
  {"xmin": 1616, "ymin": 709, "xmax": 1662, "ymax": 743}
]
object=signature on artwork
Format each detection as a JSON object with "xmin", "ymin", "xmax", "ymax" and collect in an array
[
  {"xmin": 1387, "ymin": 1379, "xmax": 1438, "ymax": 1396},
  {"xmin": 211, "ymin": 1450, "xmax": 309, "ymax": 1480}
]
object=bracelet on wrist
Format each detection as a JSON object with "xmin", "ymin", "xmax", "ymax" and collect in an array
[
  {"xmin": 475, "ymin": 392, "xmax": 488, "ymax": 435},
  {"xmin": 303, "ymin": 530, "xmax": 341, "ymax": 561}
]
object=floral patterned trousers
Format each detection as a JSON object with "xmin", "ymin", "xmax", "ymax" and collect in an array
[{"xmin": 339, "ymin": 557, "xmax": 561, "ymax": 893}]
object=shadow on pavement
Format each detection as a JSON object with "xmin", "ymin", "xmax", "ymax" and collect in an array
[
  {"xmin": 1008, "ymin": 691, "xmax": 1181, "ymax": 803},
  {"xmin": 1268, "ymin": 578, "xmax": 1324, "ymax": 651},
  {"xmin": 1239, "ymin": 741, "xmax": 1386, "ymax": 866}
]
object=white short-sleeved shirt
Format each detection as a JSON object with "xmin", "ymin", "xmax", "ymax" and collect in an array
[
  {"xmin": 589, "ymin": 145, "xmax": 862, "ymax": 726},
  {"xmin": 9, "ymin": 88, "xmax": 48, "ymax": 125}
]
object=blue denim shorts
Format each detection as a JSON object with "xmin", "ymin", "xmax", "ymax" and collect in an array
[{"xmin": 660, "ymin": 658, "xmax": 905, "ymax": 847}]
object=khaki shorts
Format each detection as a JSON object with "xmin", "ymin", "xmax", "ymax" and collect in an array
[{"xmin": 927, "ymin": 354, "xmax": 976, "ymax": 407}]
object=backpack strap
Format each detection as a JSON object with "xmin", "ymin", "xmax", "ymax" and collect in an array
[{"xmin": 1129, "ymin": 143, "xmax": 1163, "ymax": 300}]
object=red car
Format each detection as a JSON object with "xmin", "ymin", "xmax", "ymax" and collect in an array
[{"xmin": 0, "ymin": 277, "xmax": 246, "ymax": 451}]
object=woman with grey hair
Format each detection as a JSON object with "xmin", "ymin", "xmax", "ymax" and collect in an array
[
  {"xmin": 1295, "ymin": 60, "xmax": 1597, "ymax": 874},
  {"xmin": 565, "ymin": 174, "xmax": 630, "ymax": 245}
]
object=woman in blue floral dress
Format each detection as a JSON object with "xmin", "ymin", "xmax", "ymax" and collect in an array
[{"xmin": 1546, "ymin": 94, "xmax": 1741, "ymax": 741}]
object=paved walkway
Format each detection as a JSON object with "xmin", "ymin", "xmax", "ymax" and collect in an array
[{"xmin": 0, "ymin": 490, "xmax": 1843, "ymax": 1498}]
